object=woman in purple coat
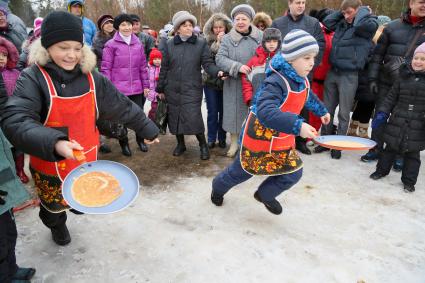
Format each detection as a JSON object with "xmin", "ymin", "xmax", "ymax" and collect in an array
[{"xmin": 101, "ymin": 14, "xmax": 151, "ymax": 155}]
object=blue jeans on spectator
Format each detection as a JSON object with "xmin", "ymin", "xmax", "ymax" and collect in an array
[
  {"xmin": 212, "ymin": 154, "xmax": 303, "ymax": 202},
  {"xmin": 204, "ymin": 86, "xmax": 226, "ymax": 143}
]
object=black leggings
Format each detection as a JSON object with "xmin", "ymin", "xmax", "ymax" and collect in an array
[{"xmin": 352, "ymin": 100, "xmax": 375, "ymax": 123}]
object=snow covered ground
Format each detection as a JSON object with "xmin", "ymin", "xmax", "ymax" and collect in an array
[{"xmin": 14, "ymin": 102, "xmax": 425, "ymax": 283}]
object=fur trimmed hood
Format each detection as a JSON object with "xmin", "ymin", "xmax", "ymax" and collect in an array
[
  {"xmin": 203, "ymin": 13, "xmax": 233, "ymax": 43},
  {"xmin": 253, "ymin": 12, "xmax": 272, "ymax": 29},
  {"xmin": 28, "ymin": 38, "xmax": 96, "ymax": 74},
  {"xmin": 0, "ymin": 37, "xmax": 19, "ymax": 69}
]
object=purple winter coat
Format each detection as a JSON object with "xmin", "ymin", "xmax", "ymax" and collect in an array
[
  {"xmin": 1, "ymin": 68, "xmax": 20, "ymax": 97},
  {"xmin": 101, "ymin": 33, "xmax": 149, "ymax": 96}
]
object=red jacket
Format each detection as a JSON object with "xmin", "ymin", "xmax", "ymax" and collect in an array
[
  {"xmin": 241, "ymin": 46, "xmax": 276, "ymax": 105},
  {"xmin": 312, "ymin": 23, "xmax": 334, "ymax": 82}
]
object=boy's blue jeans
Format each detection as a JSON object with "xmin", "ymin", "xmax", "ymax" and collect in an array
[
  {"xmin": 204, "ymin": 86, "xmax": 226, "ymax": 143},
  {"xmin": 213, "ymin": 154, "xmax": 303, "ymax": 202}
]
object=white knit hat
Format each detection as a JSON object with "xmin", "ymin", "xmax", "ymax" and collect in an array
[
  {"xmin": 281, "ymin": 29, "xmax": 319, "ymax": 62},
  {"xmin": 172, "ymin": 11, "xmax": 197, "ymax": 30}
]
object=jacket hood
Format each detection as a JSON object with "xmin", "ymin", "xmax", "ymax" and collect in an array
[
  {"xmin": 28, "ymin": 38, "xmax": 96, "ymax": 74},
  {"xmin": 228, "ymin": 24, "xmax": 263, "ymax": 45},
  {"xmin": 253, "ymin": 12, "xmax": 272, "ymax": 28},
  {"xmin": 203, "ymin": 13, "xmax": 232, "ymax": 43},
  {"xmin": 0, "ymin": 37, "xmax": 18, "ymax": 69}
]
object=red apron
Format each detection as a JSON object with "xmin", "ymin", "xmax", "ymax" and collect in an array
[
  {"xmin": 30, "ymin": 65, "xmax": 99, "ymax": 213},
  {"xmin": 240, "ymin": 68, "xmax": 309, "ymax": 176}
]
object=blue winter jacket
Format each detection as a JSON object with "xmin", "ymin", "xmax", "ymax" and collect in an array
[
  {"xmin": 323, "ymin": 6, "xmax": 378, "ymax": 72},
  {"xmin": 82, "ymin": 17, "xmax": 96, "ymax": 47},
  {"xmin": 250, "ymin": 53, "xmax": 328, "ymax": 136}
]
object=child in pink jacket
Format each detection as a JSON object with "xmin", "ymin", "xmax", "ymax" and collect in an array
[
  {"xmin": 147, "ymin": 48, "xmax": 162, "ymax": 121},
  {"xmin": 0, "ymin": 37, "xmax": 29, "ymax": 184}
]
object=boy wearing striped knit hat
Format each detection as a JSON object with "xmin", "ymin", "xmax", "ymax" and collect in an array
[{"xmin": 211, "ymin": 29, "xmax": 330, "ymax": 215}]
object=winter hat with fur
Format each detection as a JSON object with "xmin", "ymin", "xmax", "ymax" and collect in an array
[
  {"xmin": 113, "ymin": 14, "xmax": 133, "ymax": 30},
  {"xmin": 253, "ymin": 12, "xmax": 272, "ymax": 28},
  {"xmin": 281, "ymin": 29, "xmax": 319, "ymax": 62},
  {"xmin": 172, "ymin": 11, "xmax": 197, "ymax": 30},
  {"xmin": 0, "ymin": 37, "xmax": 19, "ymax": 69},
  {"xmin": 414, "ymin": 42, "xmax": 425, "ymax": 56},
  {"xmin": 231, "ymin": 4, "xmax": 255, "ymax": 21},
  {"xmin": 41, "ymin": 11, "xmax": 83, "ymax": 49},
  {"xmin": 262, "ymin": 28, "xmax": 282, "ymax": 51}
]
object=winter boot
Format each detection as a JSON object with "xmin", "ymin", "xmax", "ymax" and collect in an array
[
  {"xmin": 370, "ymin": 171, "xmax": 387, "ymax": 180},
  {"xmin": 173, "ymin": 135, "xmax": 186, "ymax": 156},
  {"xmin": 361, "ymin": 149, "xmax": 378, "ymax": 162},
  {"xmin": 254, "ymin": 191, "xmax": 282, "ymax": 215},
  {"xmin": 296, "ymin": 137, "xmax": 311, "ymax": 155},
  {"xmin": 314, "ymin": 145, "xmax": 330, "ymax": 153},
  {"xmin": 358, "ymin": 122, "xmax": 370, "ymax": 138},
  {"xmin": 99, "ymin": 143, "xmax": 112, "ymax": 153},
  {"xmin": 393, "ymin": 158, "xmax": 403, "ymax": 172},
  {"xmin": 218, "ymin": 140, "xmax": 226, "ymax": 148},
  {"xmin": 12, "ymin": 268, "xmax": 36, "ymax": 281},
  {"xmin": 51, "ymin": 224, "xmax": 71, "ymax": 246},
  {"xmin": 226, "ymin": 133, "xmax": 239, "ymax": 157},
  {"xmin": 196, "ymin": 133, "xmax": 210, "ymax": 160},
  {"xmin": 211, "ymin": 190, "xmax": 224, "ymax": 206},
  {"xmin": 403, "ymin": 184, "xmax": 415, "ymax": 193},
  {"xmin": 136, "ymin": 137, "xmax": 149, "ymax": 152},
  {"xmin": 119, "ymin": 137, "xmax": 132, "ymax": 157},
  {"xmin": 331, "ymin": 149, "xmax": 341, "ymax": 159},
  {"xmin": 347, "ymin": 120, "xmax": 359, "ymax": 136},
  {"xmin": 14, "ymin": 153, "xmax": 29, "ymax": 184}
]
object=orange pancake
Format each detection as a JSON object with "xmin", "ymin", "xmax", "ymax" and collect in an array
[
  {"xmin": 324, "ymin": 140, "xmax": 366, "ymax": 148},
  {"xmin": 71, "ymin": 171, "xmax": 123, "ymax": 207}
]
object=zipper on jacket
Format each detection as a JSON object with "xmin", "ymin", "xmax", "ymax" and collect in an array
[{"xmin": 129, "ymin": 44, "xmax": 133, "ymax": 94}]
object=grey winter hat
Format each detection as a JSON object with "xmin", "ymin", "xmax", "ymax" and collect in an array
[
  {"xmin": 281, "ymin": 29, "xmax": 319, "ymax": 62},
  {"xmin": 231, "ymin": 4, "xmax": 256, "ymax": 21},
  {"xmin": 172, "ymin": 11, "xmax": 197, "ymax": 30},
  {"xmin": 262, "ymin": 28, "xmax": 282, "ymax": 51}
]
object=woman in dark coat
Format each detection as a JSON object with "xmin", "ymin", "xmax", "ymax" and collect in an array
[{"xmin": 156, "ymin": 11, "xmax": 223, "ymax": 160}]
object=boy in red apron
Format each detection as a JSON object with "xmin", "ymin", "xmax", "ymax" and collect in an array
[
  {"xmin": 211, "ymin": 30, "xmax": 330, "ymax": 215},
  {"xmin": 1, "ymin": 11, "xmax": 159, "ymax": 246}
]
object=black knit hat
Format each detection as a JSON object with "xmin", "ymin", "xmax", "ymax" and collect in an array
[
  {"xmin": 129, "ymin": 14, "xmax": 140, "ymax": 22},
  {"xmin": 113, "ymin": 14, "xmax": 133, "ymax": 30},
  {"xmin": 41, "ymin": 11, "xmax": 83, "ymax": 49},
  {"xmin": 262, "ymin": 28, "xmax": 282, "ymax": 51}
]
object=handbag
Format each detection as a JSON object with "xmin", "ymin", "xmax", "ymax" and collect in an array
[{"xmin": 155, "ymin": 99, "xmax": 168, "ymax": 134}]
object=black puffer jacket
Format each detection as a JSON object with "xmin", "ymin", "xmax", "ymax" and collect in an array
[
  {"xmin": 379, "ymin": 64, "xmax": 425, "ymax": 153},
  {"xmin": 92, "ymin": 32, "xmax": 113, "ymax": 68},
  {"xmin": 156, "ymin": 34, "xmax": 219, "ymax": 135},
  {"xmin": 1, "ymin": 39, "xmax": 158, "ymax": 162},
  {"xmin": 368, "ymin": 11, "xmax": 425, "ymax": 86}
]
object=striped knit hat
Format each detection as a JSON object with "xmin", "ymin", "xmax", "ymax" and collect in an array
[{"xmin": 281, "ymin": 29, "xmax": 319, "ymax": 62}]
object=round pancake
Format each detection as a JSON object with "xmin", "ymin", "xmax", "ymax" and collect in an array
[
  {"xmin": 324, "ymin": 140, "xmax": 366, "ymax": 148},
  {"xmin": 71, "ymin": 171, "xmax": 123, "ymax": 207}
]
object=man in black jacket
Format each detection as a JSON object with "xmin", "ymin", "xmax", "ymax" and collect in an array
[
  {"xmin": 315, "ymin": 0, "xmax": 378, "ymax": 159},
  {"xmin": 271, "ymin": 0, "xmax": 325, "ymax": 155},
  {"xmin": 362, "ymin": 0, "xmax": 425, "ymax": 164}
]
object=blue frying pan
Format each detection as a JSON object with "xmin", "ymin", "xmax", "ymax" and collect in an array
[{"xmin": 62, "ymin": 160, "xmax": 139, "ymax": 214}]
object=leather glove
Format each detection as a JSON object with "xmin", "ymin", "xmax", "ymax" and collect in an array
[
  {"xmin": 0, "ymin": 190, "xmax": 7, "ymax": 205},
  {"xmin": 369, "ymin": 81, "xmax": 379, "ymax": 96},
  {"xmin": 371, "ymin": 112, "xmax": 389, "ymax": 129}
]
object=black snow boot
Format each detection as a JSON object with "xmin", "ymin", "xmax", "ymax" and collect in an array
[
  {"xmin": 51, "ymin": 224, "xmax": 71, "ymax": 246},
  {"xmin": 370, "ymin": 171, "xmax": 387, "ymax": 180},
  {"xmin": 403, "ymin": 184, "xmax": 415, "ymax": 193},
  {"xmin": 331, "ymin": 149, "xmax": 341, "ymax": 159},
  {"xmin": 254, "ymin": 191, "xmax": 282, "ymax": 215},
  {"xmin": 295, "ymin": 137, "xmax": 311, "ymax": 155},
  {"xmin": 211, "ymin": 190, "xmax": 224, "ymax": 206},
  {"xmin": 196, "ymin": 133, "xmax": 210, "ymax": 160},
  {"xmin": 136, "ymin": 137, "xmax": 149, "ymax": 152},
  {"xmin": 173, "ymin": 135, "xmax": 186, "ymax": 156},
  {"xmin": 119, "ymin": 137, "xmax": 132, "ymax": 157}
]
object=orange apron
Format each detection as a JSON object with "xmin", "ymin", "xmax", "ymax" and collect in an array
[
  {"xmin": 240, "ymin": 68, "xmax": 309, "ymax": 176},
  {"xmin": 30, "ymin": 65, "xmax": 99, "ymax": 213}
]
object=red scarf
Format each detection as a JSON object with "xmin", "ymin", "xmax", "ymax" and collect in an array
[{"xmin": 409, "ymin": 15, "xmax": 425, "ymax": 25}]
